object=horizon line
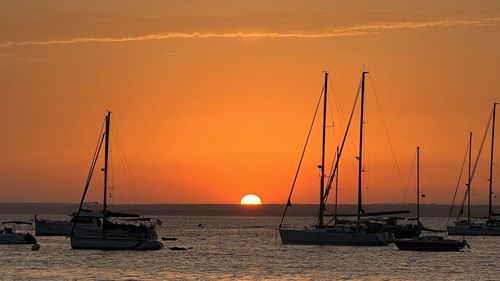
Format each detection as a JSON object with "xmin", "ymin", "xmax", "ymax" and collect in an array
[{"xmin": 1, "ymin": 202, "xmax": 498, "ymax": 206}]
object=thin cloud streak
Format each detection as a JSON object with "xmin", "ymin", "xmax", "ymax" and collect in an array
[
  {"xmin": 1, "ymin": 17, "xmax": 499, "ymax": 48},
  {"xmin": 1, "ymin": 31, "xmax": 369, "ymax": 48}
]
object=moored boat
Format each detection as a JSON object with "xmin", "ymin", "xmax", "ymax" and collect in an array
[
  {"xmin": 447, "ymin": 103, "xmax": 500, "ymax": 236},
  {"xmin": 279, "ymin": 71, "xmax": 391, "ymax": 246},
  {"xmin": 69, "ymin": 111, "xmax": 163, "ymax": 250},
  {"xmin": 447, "ymin": 219, "xmax": 500, "ymax": 236},
  {"xmin": 0, "ymin": 221, "xmax": 37, "ymax": 244},
  {"xmin": 280, "ymin": 221, "xmax": 389, "ymax": 246},
  {"xmin": 394, "ymin": 235, "xmax": 468, "ymax": 251}
]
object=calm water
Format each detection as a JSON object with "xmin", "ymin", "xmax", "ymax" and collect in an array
[{"xmin": 1, "ymin": 215, "xmax": 499, "ymax": 280}]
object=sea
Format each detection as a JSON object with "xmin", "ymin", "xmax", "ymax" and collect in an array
[{"xmin": 0, "ymin": 214, "xmax": 499, "ymax": 280}]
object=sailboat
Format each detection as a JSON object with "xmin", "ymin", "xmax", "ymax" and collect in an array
[
  {"xmin": 279, "ymin": 71, "xmax": 390, "ymax": 246},
  {"xmin": 394, "ymin": 147, "xmax": 468, "ymax": 251},
  {"xmin": 448, "ymin": 103, "xmax": 500, "ymax": 236},
  {"xmin": 69, "ymin": 111, "xmax": 163, "ymax": 250}
]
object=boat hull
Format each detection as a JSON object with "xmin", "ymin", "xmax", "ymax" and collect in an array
[
  {"xmin": 279, "ymin": 228, "xmax": 389, "ymax": 246},
  {"xmin": 447, "ymin": 224, "xmax": 500, "ymax": 236},
  {"xmin": 0, "ymin": 233, "xmax": 37, "ymax": 244},
  {"xmin": 70, "ymin": 237, "xmax": 163, "ymax": 250},
  {"xmin": 394, "ymin": 239, "xmax": 466, "ymax": 251}
]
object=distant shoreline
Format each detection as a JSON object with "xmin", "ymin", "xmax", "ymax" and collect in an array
[{"xmin": 1, "ymin": 203, "xmax": 498, "ymax": 217}]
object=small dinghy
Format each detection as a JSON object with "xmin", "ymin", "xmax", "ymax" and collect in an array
[
  {"xmin": 0, "ymin": 221, "xmax": 37, "ymax": 244},
  {"xmin": 394, "ymin": 235, "xmax": 468, "ymax": 252}
]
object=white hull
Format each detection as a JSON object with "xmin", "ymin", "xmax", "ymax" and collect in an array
[
  {"xmin": 70, "ymin": 236, "xmax": 163, "ymax": 250},
  {"xmin": 0, "ymin": 233, "xmax": 36, "ymax": 244},
  {"xmin": 447, "ymin": 224, "xmax": 500, "ymax": 236},
  {"xmin": 279, "ymin": 228, "xmax": 389, "ymax": 246}
]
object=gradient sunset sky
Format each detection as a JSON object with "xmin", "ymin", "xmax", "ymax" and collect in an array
[{"xmin": 1, "ymin": 1, "xmax": 500, "ymax": 204}]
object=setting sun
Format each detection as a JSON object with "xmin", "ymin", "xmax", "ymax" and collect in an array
[{"xmin": 240, "ymin": 194, "xmax": 262, "ymax": 205}]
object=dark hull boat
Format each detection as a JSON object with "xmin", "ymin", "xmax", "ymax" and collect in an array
[
  {"xmin": 0, "ymin": 221, "xmax": 37, "ymax": 244},
  {"xmin": 394, "ymin": 236, "xmax": 467, "ymax": 252}
]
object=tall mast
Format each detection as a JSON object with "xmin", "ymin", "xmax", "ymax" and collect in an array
[
  {"xmin": 334, "ymin": 146, "xmax": 339, "ymax": 225},
  {"xmin": 103, "ymin": 111, "xmax": 111, "ymax": 214},
  {"xmin": 416, "ymin": 146, "xmax": 420, "ymax": 221},
  {"xmin": 357, "ymin": 71, "xmax": 368, "ymax": 220},
  {"xmin": 488, "ymin": 103, "xmax": 497, "ymax": 221},
  {"xmin": 318, "ymin": 72, "xmax": 328, "ymax": 228},
  {"xmin": 467, "ymin": 132, "xmax": 472, "ymax": 223}
]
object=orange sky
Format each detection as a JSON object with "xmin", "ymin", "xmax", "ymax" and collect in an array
[{"xmin": 1, "ymin": 1, "xmax": 500, "ymax": 204}]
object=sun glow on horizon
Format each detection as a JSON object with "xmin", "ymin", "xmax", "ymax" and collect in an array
[{"xmin": 240, "ymin": 194, "xmax": 262, "ymax": 205}]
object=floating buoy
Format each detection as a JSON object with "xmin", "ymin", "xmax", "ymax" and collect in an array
[{"xmin": 31, "ymin": 243, "xmax": 40, "ymax": 251}]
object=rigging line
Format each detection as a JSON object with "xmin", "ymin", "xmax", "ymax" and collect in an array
[
  {"xmin": 470, "ymin": 112, "xmax": 492, "ymax": 187},
  {"xmin": 328, "ymin": 75, "xmax": 336, "ymax": 130},
  {"xmin": 109, "ymin": 150, "xmax": 114, "ymax": 203},
  {"xmin": 456, "ymin": 112, "xmax": 493, "ymax": 220},
  {"xmin": 364, "ymin": 101, "xmax": 371, "ymax": 205},
  {"xmin": 324, "ymin": 74, "xmax": 337, "ymax": 209},
  {"xmin": 325, "ymin": 77, "xmax": 336, "ymax": 203},
  {"xmin": 420, "ymin": 150, "xmax": 424, "ymax": 198},
  {"xmin": 321, "ymin": 78, "xmax": 363, "ymax": 219},
  {"xmin": 318, "ymin": 81, "xmax": 361, "ymax": 213},
  {"xmin": 112, "ymin": 124, "xmax": 141, "ymax": 215},
  {"xmin": 69, "ymin": 119, "xmax": 106, "ymax": 237},
  {"xmin": 406, "ymin": 149, "xmax": 417, "ymax": 204},
  {"xmin": 323, "ymin": 79, "xmax": 362, "ymax": 200},
  {"xmin": 279, "ymin": 84, "xmax": 324, "ymax": 227},
  {"xmin": 447, "ymin": 139, "xmax": 470, "ymax": 224},
  {"xmin": 368, "ymin": 76, "xmax": 406, "ymax": 196},
  {"xmin": 331, "ymin": 77, "xmax": 359, "ymax": 177}
]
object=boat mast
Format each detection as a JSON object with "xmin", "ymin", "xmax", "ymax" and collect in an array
[
  {"xmin": 417, "ymin": 146, "xmax": 420, "ymax": 221},
  {"xmin": 334, "ymin": 146, "xmax": 339, "ymax": 225},
  {"xmin": 467, "ymin": 132, "xmax": 472, "ymax": 223},
  {"xmin": 319, "ymin": 72, "xmax": 328, "ymax": 228},
  {"xmin": 103, "ymin": 111, "xmax": 111, "ymax": 214},
  {"xmin": 357, "ymin": 71, "xmax": 368, "ymax": 221},
  {"xmin": 488, "ymin": 103, "xmax": 497, "ymax": 221}
]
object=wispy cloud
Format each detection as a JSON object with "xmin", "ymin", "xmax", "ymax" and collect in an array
[{"xmin": 1, "ymin": 17, "xmax": 498, "ymax": 48}]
